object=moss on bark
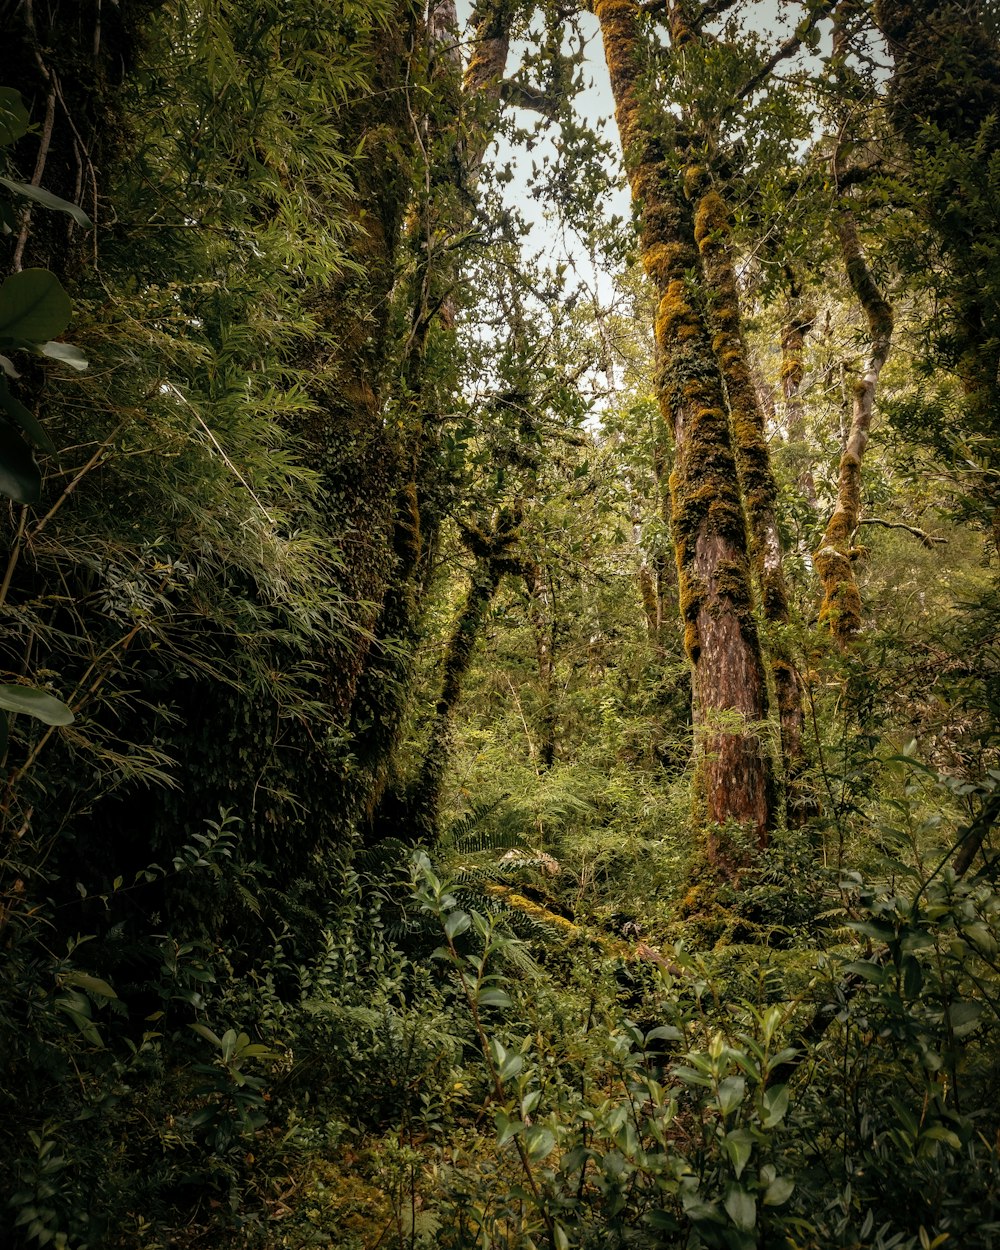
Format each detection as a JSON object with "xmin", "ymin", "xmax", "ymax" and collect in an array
[{"xmin": 596, "ymin": 0, "xmax": 775, "ymax": 854}]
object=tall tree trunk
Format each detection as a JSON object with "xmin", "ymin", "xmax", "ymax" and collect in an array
[
  {"xmin": 597, "ymin": 0, "xmax": 775, "ymax": 858},
  {"xmin": 526, "ymin": 561, "xmax": 558, "ymax": 769},
  {"xmin": 694, "ymin": 187, "xmax": 809, "ymax": 820},
  {"xmin": 409, "ymin": 510, "xmax": 525, "ymax": 840},
  {"xmin": 780, "ymin": 282, "xmax": 818, "ymax": 508},
  {"xmin": 352, "ymin": 0, "xmax": 517, "ymax": 837},
  {"xmin": 876, "ymin": 0, "xmax": 1000, "ymax": 549},
  {"xmin": 814, "ymin": 204, "xmax": 893, "ymax": 644}
]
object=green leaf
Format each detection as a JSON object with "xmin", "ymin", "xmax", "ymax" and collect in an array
[
  {"xmin": 762, "ymin": 1084, "xmax": 789, "ymax": 1128},
  {"xmin": 524, "ymin": 1125, "xmax": 556, "ymax": 1160},
  {"xmin": 946, "ymin": 999, "xmax": 983, "ymax": 1038},
  {"xmin": 0, "ymin": 269, "xmax": 72, "ymax": 343},
  {"xmin": 478, "ymin": 987, "xmax": 513, "ymax": 1008},
  {"xmin": 494, "ymin": 1110, "xmax": 525, "ymax": 1146},
  {"xmin": 843, "ymin": 959, "xmax": 887, "ymax": 985},
  {"xmin": 39, "ymin": 340, "xmax": 88, "ymax": 371},
  {"xmin": 498, "ymin": 1051, "xmax": 523, "ymax": 1081},
  {"xmin": 901, "ymin": 953, "xmax": 924, "ymax": 999},
  {"xmin": 61, "ymin": 971, "xmax": 117, "ymax": 999},
  {"xmin": 921, "ymin": 1124, "xmax": 961, "ymax": 1150},
  {"xmin": 0, "ymin": 420, "xmax": 40, "ymax": 502},
  {"xmin": 645, "ymin": 1024, "xmax": 684, "ymax": 1044},
  {"xmin": 716, "ymin": 1075, "xmax": 745, "ymax": 1115},
  {"xmin": 189, "ymin": 1021, "xmax": 223, "ymax": 1049},
  {"xmin": 0, "ymin": 684, "xmax": 73, "ymax": 725},
  {"xmin": 444, "ymin": 909, "xmax": 471, "ymax": 940},
  {"xmin": 763, "ymin": 1176, "xmax": 794, "ymax": 1206},
  {"xmin": 0, "ymin": 377, "xmax": 55, "ymax": 451},
  {"xmin": 0, "ymin": 176, "xmax": 92, "ymax": 228},
  {"xmin": 0, "ymin": 89, "xmax": 29, "ymax": 146},
  {"xmin": 723, "ymin": 1128, "xmax": 754, "ymax": 1178},
  {"xmin": 724, "ymin": 1187, "xmax": 756, "ymax": 1232}
]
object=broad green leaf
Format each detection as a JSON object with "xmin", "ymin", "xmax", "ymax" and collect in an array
[
  {"xmin": 189, "ymin": 1021, "xmax": 223, "ymax": 1049},
  {"xmin": 0, "ymin": 269, "xmax": 72, "ymax": 343},
  {"xmin": 61, "ymin": 971, "xmax": 117, "ymax": 999},
  {"xmin": 0, "ymin": 88, "xmax": 29, "ymax": 146},
  {"xmin": 0, "ymin": 684, "xmax": 73, "ymax": 725},
  {"xmin": 39, "ymin": 340, "xmax": 88, "ymax": 371},
  {"xmin": 843, "ymin": 959, "xmax": 887, "ymax": 985},
  {"xmin": 946, "ymin": 999, "xmax": 983, "ymax": 1038},
  {"xmin": 494, "ymin": 1110, "xmax": 525, "ymax": 1147},
  {"xmin": 0, "ymin": 420, "xmax": 40, "ymax": 502},
  {"xmin": 498, "ymin": 1051, "xmax": 523, "ymax": 1081},
  {"xmin": 478, "ymin": 986, "xmax": 512, "ymax": 1009},
  {"xmin": 645, "ymin": 1024, "xmax": 684, "ymax": 1044},
  {"xmin": 762, "ymin": 1084, "xmax": 789, "ymax": 1128},
  {"xmin": 0, "ymin": 377, "xmax": 55, "ymax": 450},
  {"xmin": 0, "ymin": 176, "xmax": 92, "ymax": 228},
  {"xmin": 723, "ymin": 1128, "xmax": 753, "ymax": 1178},
  {"xmin": 901, "ymin": 953, "xmax": 924, "ymax": 999},
  {"xmin": 763, "ymin": 1176, "xmax": 794, "ymax": 1206},
  {"xmin": 524, "ymin": 1125, "xmax": 556, "ymax": 1160},
  {"xmin": 444, "ymin": 909, "xmax": 470, "ymax": 940},
  {"xmin": 716, "ymin": 1075, "xmax": 745, "ymax": 1115},
  {"xmin": 723, "ymin": 1187, "xmax": 756, "ymax": 1232},
  {"xmin": 921, "ymin": 1124, "xmax": 961, "ymax": 1150}
]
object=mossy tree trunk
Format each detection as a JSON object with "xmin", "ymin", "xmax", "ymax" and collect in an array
[
  {"xmin": 875, "ymin": 0, "xmax": 1000, "ymax": 549},
  {"xmin": 814, "ymin": 203, "xmax": 893, "ymax": 644},
  {"xmin": 596, "ymin": 0, "xmax": 776, "ymax": 860},
  {"xmin": 694, "ymin": 186, "xmax": 809, "ymax": 822},
  {"xmin": 526, "ymin": 561, "xmax": 558, "ymax": 769},
  {"xmin": 352, "ymin": 0, "xmax": 518, "ymax": 838},
  {"xmin": 408, "ymin": 510, "xmax": 526, "ymax": 841},
  {"xmin": 296, "ymin": 2, "xmax": 421, "ymax": 731},
  {"xmin": 780, "ymin": 281, "xmax": 818, "ymax": 508}
]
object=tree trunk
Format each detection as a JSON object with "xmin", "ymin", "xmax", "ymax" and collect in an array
[
  {"xmin": 526, "ymin": 561, "xmax": 558, "ymax": 768},
  {"xmin": 351, "ymin": 0, "xmax": 517, "ymax": 836},
  {"xmin": 408, "ymin": 510, "xmax": 524, "ymax": 840},
  {"xmin": 876, "ymin": 0, "xmax": 1000, "ymax": 548},
  {"xmin": 596, "ymin": 0, "xmax": 775, "ymax": 858},
  {"xmin": 781, "ymin": 285, "xmax": 818, "ymax": 508},
  {"xmin": 814, "ymin": 205, "xmax": 893, "ymax": 644},
  {"xmin": 694, "ymin": 186, "xmax": 809, "ymax": 821}
]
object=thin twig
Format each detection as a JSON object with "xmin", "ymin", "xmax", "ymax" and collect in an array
[
  {"xmin": 0, "ymin": 507, "xmax": 30, "ymax": 609},
  {"xmin": 11, "ymin": 88, "xmax": 56, "ymax": 271}
]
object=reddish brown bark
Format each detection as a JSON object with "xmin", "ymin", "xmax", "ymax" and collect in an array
[{"xmin": 596, "ymin": 0, "xmax": 775, "ymax": 855}]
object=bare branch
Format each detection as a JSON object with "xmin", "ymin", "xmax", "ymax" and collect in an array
[{"xmin": 856, "ymin": 517, "xmax": 947, "ymax": 548}]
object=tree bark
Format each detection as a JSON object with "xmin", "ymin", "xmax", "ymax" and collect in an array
[
  {"xmin": 814, "ymin": 205, "xmax": 893, "ymax": 644},
  {"xmin": 596, "ymin": 0, "xmax": 775, "ymax": 857},
  {"xmin": 408, "ymin": 510, "xmax": 525, "ymax": 840},
  {"xmin": 694, "ymin": 187, "xmax": 809, "ymax": 821}
]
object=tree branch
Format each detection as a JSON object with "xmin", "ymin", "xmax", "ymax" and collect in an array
[
  {"xmin": 856, "ymin": 517, "xmax": 947, "ymax": 548},
  {"xmin": 737, "ymin": 0, "xmax": 840, "ymax": 101}
]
